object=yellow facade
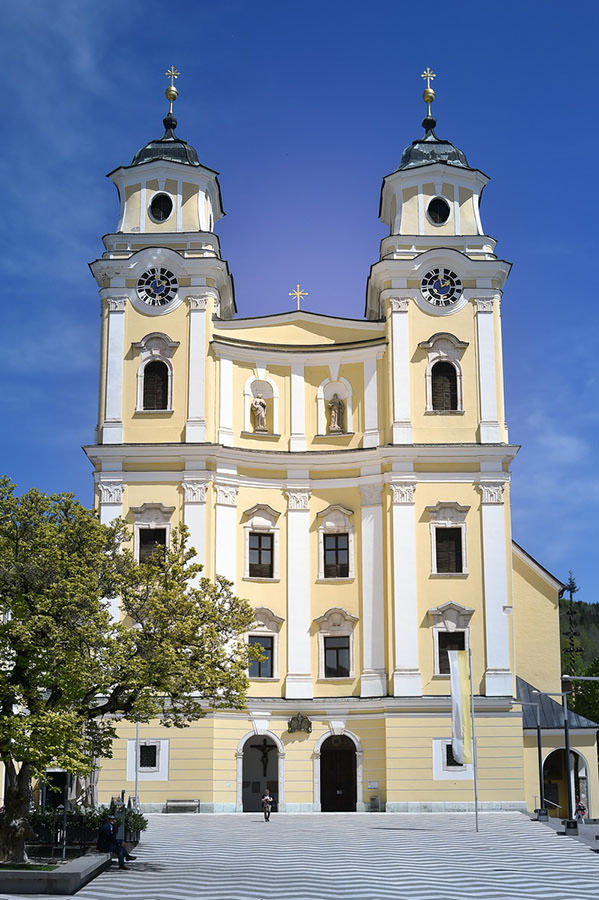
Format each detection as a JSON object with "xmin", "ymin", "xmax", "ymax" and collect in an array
[{"xmin": 84, "ymin": 94, "xmax": 598, "ymax": 815}]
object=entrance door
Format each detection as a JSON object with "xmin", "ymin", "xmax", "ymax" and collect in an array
[
  {"xmin": 242, "ymin": 737, "xmax": 278, "ymax": 812},
  {"xmin": 320, "ymin": 735, "xmax": 356, "ymax": 812}
]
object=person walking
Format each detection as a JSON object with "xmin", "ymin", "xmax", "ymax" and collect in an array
[
  {"xmin": 261, "ymin": 789, "xmax": 274, "ymax": 822},
  {"xmin": 575, "ymin": 798, "xmax": 587, "ymax": 824}
]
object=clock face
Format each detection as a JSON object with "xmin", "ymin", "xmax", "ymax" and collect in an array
[
  {"xmin": 420, "ymin": 268, "xmax": 463, "ymax": 307},
  {"xmin": 136, "ymin": 267, "xmax": 178, "ymax": 307}
]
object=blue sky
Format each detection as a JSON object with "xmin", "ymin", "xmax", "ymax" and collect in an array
[{"xmin": 1, "ymin": 1, "xmax": 597, "ymax": 601}]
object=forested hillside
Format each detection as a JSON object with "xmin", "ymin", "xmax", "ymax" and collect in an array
[{"xmin": 560, "ymin": 597, "xmax": 599, "ymax": 724}]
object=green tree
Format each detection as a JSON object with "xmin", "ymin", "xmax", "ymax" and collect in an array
[{"xmin": 0, "ymin": 477, "xmax": 257, "ymax": 863}]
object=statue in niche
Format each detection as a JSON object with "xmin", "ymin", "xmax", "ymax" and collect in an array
[
  {"xmin": 328, "ymin": 393, "xmax": 345, "ymax": 433},
  {"xmin": 251, "ymin": 394, "xmax": 268, "ymax": 432}
]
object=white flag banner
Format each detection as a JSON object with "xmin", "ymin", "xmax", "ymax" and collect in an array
[{"xmin": 448, "ymin": 649, "xmax": 473, "ymax": 765}]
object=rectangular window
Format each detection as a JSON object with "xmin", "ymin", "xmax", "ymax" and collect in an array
[
  {"xmin": 248, "ymin": 532, "xmax": 273, "ymax": 578},
  {"xmin": 139, "ymin": 743, "xmax": 158, "ymax": 770},
  {"xmin": 435, "ymin": 527, "xmax": 463, "ymax": 573},
  {"xmin": 438, "ymin": 630, "xmax": 465, "ymax": 675},
  {"xmin": 138, "ymin": 528, "xmax": 167, "ymax": 563},
  {"xmin": 249, "ymin": 635, "xmax": 273, "ymax": 678},
  {"xmin": 323, "ymin": 533, "xmax": 349, "ymax": 578},
  {"xmin": 324, "ymin": 636, "xmax": 350, "ymax": 678}
]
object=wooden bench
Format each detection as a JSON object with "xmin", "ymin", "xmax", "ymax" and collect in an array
[{"xmin": 164, "ymin": 799, "xmax": 200, "ymax": 813}]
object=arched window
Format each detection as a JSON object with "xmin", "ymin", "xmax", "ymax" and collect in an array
[
  {"xmin": 143, "ymin": 360, "xmax": 169, "ymax": 410},
  {"xmin": 431, "ymin": 361, "xmax": 458, "ymax": 411}
]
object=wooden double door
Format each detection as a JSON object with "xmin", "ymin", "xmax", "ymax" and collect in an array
[{"xmin": 320, "ymin": 735, "xmax": 357, "ymax": 812}]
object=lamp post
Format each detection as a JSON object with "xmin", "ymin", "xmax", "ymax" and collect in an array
[
  {"xmin": 519, "ymin": 700, "xmax": 544, "ymax": 814},
  {"xmin": 533, "ymin": 690, "xmax": 574, "ymax": 822}
]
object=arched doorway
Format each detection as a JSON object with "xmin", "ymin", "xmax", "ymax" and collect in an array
[
  {"xmin": 543, "ymin": 749, "xmax": 589, "ymax": 818},
  {"xmin": 320, "ymin": 735, "xmax": 357, "ymax": 812},
  {"xmin": 241, "ymin": 736, "xmax": 279, "ymax": 812}
]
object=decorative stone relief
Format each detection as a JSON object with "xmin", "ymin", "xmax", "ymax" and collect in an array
[
  {"xmin": 215, "ymin": 484, "xmax": 238, "ymax": 506},
  {"xmin": 327, "ymin": 393, "xmax": 345, "ymax": 433},
  {"xmin": 389, "ymin": 297, "xmax": 410, "ymax": 312},
  {"xmin": 360, "ymin": 484, "xmax": 383, "ymax": 506},
  {"xmin": 98, "ymin": 481, "xmax": 123, "ymax": 504},
  {"xmin": 106, "ymin": 296, "xmax": 128, "ymax": 312},
  {"xmin": 478, "ymin": 482, "xmax": 505, "ymax": 504},
  {"xmin": 130, "ymin": 502, "xmax": 175, "ymax": 526},
  {"xmin": 181, "ymin": 480, "xmax": 208, "ymax": 503},
  {"xmin": 427, "ymin": 501, "xmax": 470, "ymax": 524},
  {"xmin": 187, "ymin": 295, "xmax": 209, "ymax": 310},
  {"xmin": 251, "ymin": 394, "xmax": 268, "ymax": 432},
  {"xmin": 315, "ymin": 607, "xmax": 358, "ymax": 634},
  {"xmin": 285, "ymin": 489, "xmax": 311, "ymax": 511},
  {"xmin": 288, "ymin": 713, "xmax": 312, "ymax": 734},
  {"xmin": 390, "ymin": 482, "xmax": 415, "ymax": 505},
  {"xmin": 251, "ymin": 606, "xmax": 284, "ymax": 633},
  {"xmin": 133, "ymin": 332, "xmax": 179, "ymax": 360},
  {"xmin": 428, "ymin": 601, "xmax": 474, "ymax": 632},
  {"xmin": 474, "ymin": 298, "xmax": 494, "ymax": 313}
]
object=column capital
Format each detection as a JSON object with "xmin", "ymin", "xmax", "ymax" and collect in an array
[
  {"xmin": 98, "ymin": 480, "xmax": 124, "ymax": 504},
  {"xmin": 105, "ymin": 296, "xmax": 128, "ymax": 312},
  {"xmin": 474, "ymin": 298, "xmax": 495, "ymax": 313},
  {"xmin": 285, "ymin": 489, "xmax": 311, "ymax": 511},
  {"xmin": 360, "ymin": 484, "xmax": 383, "ymax": 506},
  {"xmin": 187, "ymin": 290, "xmax": 219, "ymax": 311},
  {"xmin": 478, "ymin": 481, "xmax": 505, "ymax": 504},
  {"xmin": 389, "ymin": 296, "xmax": 410, "ymax": 313},
  {"xmin": 181, "ymin": 479, "xmax": 209, "ymax": 503},
  {"xmin": 390, "ymin": 481, "xmax": 416, "ymax": 505},
  {"xmin": 215, "ymin": 483, "xmax": 238, "ymax": 506}
]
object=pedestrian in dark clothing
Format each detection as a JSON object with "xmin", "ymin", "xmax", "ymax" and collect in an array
[
  {"xmin": 261, "ymin": 790, "xmax": 274, "ymax": 821},
  {"xmin": 97, "ymin": 815, "xmax": 136, "ymax": 869}
]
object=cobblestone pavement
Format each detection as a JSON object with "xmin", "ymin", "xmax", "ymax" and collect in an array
[{"xmin": 5, "ymin": 812, "xmax": 599, "ymax": 900}]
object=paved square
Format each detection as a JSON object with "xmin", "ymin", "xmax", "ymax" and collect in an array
[{"xmin": 5, "ymin": 812, "xmax": 599, "ymax": 900}]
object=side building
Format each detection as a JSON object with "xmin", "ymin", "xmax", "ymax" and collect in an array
[{"xmin": 84, "ymin": 78, "xmax": 598, "ymax": 815}]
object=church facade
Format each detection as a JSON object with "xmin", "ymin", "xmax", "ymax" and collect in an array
[{"xmin": 85, "ymin": 74, "xmax": 598, "ymax": 814}]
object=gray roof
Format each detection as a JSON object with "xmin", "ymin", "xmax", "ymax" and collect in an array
[
  {"xmin": 131, "ymin": 113, "xmax": 200, "ymax": 167},
  {"xmin": 516, "ymin": 677, "xmax": 598, "ymax": 729},
  {"xmin": 398, "ymin": 115, "xmax": 470, "ymax": 171}
]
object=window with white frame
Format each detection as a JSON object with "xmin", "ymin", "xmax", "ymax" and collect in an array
[
  {"xmin": 317, "ymin": 505, "xmax": 354, "ymax": 581},
  {"xmin": 315, "ymin": 607, "xmax": 358, "ymax": 680},
  {"xmin": 247, "ymin": 607, "xmax": 283, "ymax": 680},
  {"xmin": 432, "ymin": 737, "xmax": 473, "ymax": 780},
  {"xmin": 428, "ymin": 602, "xmax": 474, "ymax": 677},
  {"xmin": 243, "ymin": 504, "xmax": 280, "ymax": 581},
  {"xmin": 418, "ymin": 333, "xmax": 468, "ymax": 414},
  {"xmin": 133, "ymin": 332, "xmax": 179, "ymax": 412},
  {"xmin": 427, "ymin": 502, "xmax": 469, "ymax": 575},
  {"xmin": 126, "ymin": 738, "xmax": 170, "ymax": 781},
  {"xmin": 131, "ymin": 502, "xmax": 174, "ymax": 563}
]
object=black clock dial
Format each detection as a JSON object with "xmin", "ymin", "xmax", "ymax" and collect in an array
[
  {"xmin": 136, "ymin": 267, "xmax": 178, "ymax": 306},
  {"xmin": 420, "ymin": 268, "xmax": 463, "ymax": 307}
]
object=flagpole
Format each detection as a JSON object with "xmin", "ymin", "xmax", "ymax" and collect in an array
[{"xmin": 468, "ymin": 648, "xmax": 479, "ymax": 833}]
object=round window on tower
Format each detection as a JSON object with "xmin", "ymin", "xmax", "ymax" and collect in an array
[
  {"xmin": 149, "ymin": 193, "xmax": 173, "ymax": 223},
  {"xmin": 427, "ymin": 196, "xmax": 451, "ymax": 225}
]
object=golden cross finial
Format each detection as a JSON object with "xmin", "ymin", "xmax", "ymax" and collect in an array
[
  {"xmin": 164, "ymin": 66, "xmax": 180, "ymax": 115},
  {"xmin": 289, "ymin": 283, "xmax": 308, "ymax": 310},
  {"xmin": 421, "ymin": 67, "xmax": 436, "ymax": 118}
]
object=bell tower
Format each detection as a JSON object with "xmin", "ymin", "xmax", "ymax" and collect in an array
[{"xmin": 89, "ymin": 69, "xmax": 235, "ymax": 446}]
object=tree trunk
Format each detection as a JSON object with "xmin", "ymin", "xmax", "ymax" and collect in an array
[{"xmin": 0, "ymin": 760, "xmax": 34, "ymax": 863}]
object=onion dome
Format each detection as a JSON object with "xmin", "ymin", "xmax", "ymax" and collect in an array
[
  {"xmin": 398, "ymin": 67, "xmax": 470, "ymax": 170},
  {"xmin": 130, "ymin": 66, "xmax": 200, "ymax": 167}
]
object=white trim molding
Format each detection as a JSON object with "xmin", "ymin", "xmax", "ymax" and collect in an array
[
  {"xmin": 182, "ymin": 477, "xmax": 209, "ymax": 576},
  {"xmin": 248, "ymin": 606, "xmax": 284, "ymax": 681},
  {"xmin": 474, "ymin": 296, "xmax": 501, "ymax": 442},
  {"xmin": 285, "ymin": 487, "xmax": 312, "ymax": 698},
  {"xmin": 133, "ymin": 332, "xmax": 179, "ymax": 412},
  {"xmin": 315, "ymin": 607, "xmax": 358, "ymax": 680},
  {"xmin": 316, "ymin": 504, "xmax": 354, "ymax": 581},
  {"xmin": 428, "ymin": 602, "xmax": 474, "ymax": 677},
  {"xmin": 126, "ymin": 739, "xmax": 169, "ymax": 782},
  {"xmin": 103, "ymin": 295, "xmax": 127, "ymax": 443},
  {"xmin": 388, "ymin": 296, "xmax": 412, "ymax": 443},
  {"xmin": 215, "ymin": 482, "xmax": 238, "ymax": 585},
  {"xmin": 130, "ymin": 502, "xmax": 174, "ymax": 562}
]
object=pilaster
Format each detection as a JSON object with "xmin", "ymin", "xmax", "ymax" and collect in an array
[
  {"xmin": 362, "ymin": 357, "xmax": 380, "ymax": 448},
  {"xmin": 97, "ymin": 478, "xmax": 123, "ymax": 621},
  {"xmin": 285, "ymin": 487, "xmax": 313, "ymax": 698},
  {"xmin": 290, "ymin": 363, "xmax": 307, "ymax": 452},
  {"xmin": 182, "ymin": 477, "xmax": 209, "ymax": 579},
  {"xmin": 186, "ymin": 294, "xmax": 212, "ymax": 442},
  {"xmin": 214, "ymin": 481, "xmax": 238, "ymax": 585},
  {"xmin": 359, "ymin": 484, "xmax": 386, "ymax": 697},
  {"xmin": 475, "ymin": 297, "xmax": 501, "ymax": 443},
  {"xmin": 103, "ymin": 296, "xmax": 127, "ymax": 444},
  {"xmin": 479, "ymin": 481, "xmax": 512, "ymax": 695},
  {"xmin": 390, "ymin": 480, "xmax": 421, "ymax": 696},
  {"xmin": 388, "ymin": 297, "xmax": 412, "ymax": 444},
  {"xmin": 218, "ymin": 356, "xmax": 234, "ymax": 446}
]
